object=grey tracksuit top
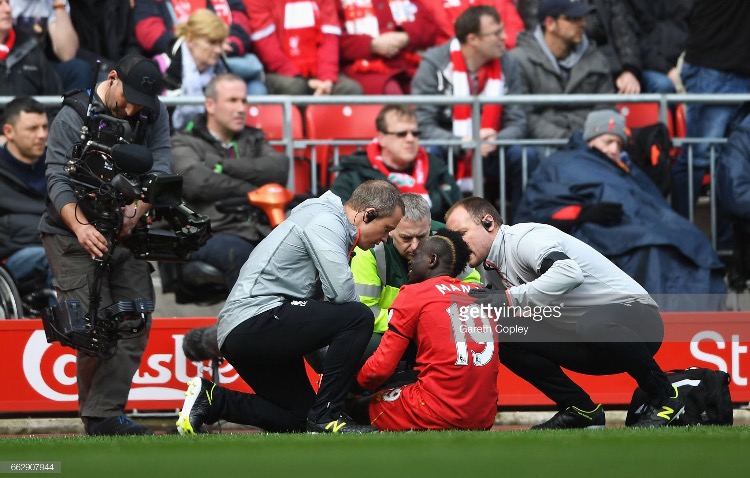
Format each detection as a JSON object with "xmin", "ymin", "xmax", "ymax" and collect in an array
[
  {"xmin": 485, "ymin": 223, "xmax": 657, "ymax": 329},
  {"xmin": 217, "ymin": 191, "xmax": 360, "ymax": 347}
]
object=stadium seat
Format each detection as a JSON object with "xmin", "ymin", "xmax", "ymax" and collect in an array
[
  {"xmin": 672, "ymin": 103, "xmax": 687, "ymax": 158},
  {"xmin": 617, "ymin": 102, "xmax": 675, "ymax": 137},
  {"xmin": 304, "ymin": 104, "xmax": 383, "ymax": 187},
  {"xmin": 246, "ymin": 104, "xmax": 310, "ymax": 194}
]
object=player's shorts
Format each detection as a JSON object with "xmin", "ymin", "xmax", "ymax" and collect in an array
[{"xmin": 368, "ymin": 384, "xmax": 450, "ymax": 431}]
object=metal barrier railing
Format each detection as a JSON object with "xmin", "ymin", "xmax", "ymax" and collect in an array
[{"xmin": 4, "ymin": 92, "xmax": 750, "ymax": 248}]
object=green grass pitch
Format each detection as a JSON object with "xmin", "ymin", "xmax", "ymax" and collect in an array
[{"xmin": 2, "ymin": 427, "xmax": 750, "ymax": 477}]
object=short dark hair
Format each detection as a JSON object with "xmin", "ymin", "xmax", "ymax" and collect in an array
[
  {"xmin": 445, "ymin": 196, "xmax": 503, "ymax": 226},
  {"xmin": 2, "ymin": 96, "xmax": 46, "ymax": 127},
  {"xmin": 346, "ymin": 180, "xmax": 405, "ymax": 218},
  {"xmin": 375, "ymin": 104, "xmax": 416, "ymax": 133},
  {"xmin": 204, "ymin": 72, "xmax": 246, "ymax": 99},
  {"xmin": 455, "ymin": 5, "xmax": 500, "ymax": 44},
  {"xmin": 426, "ymin": 228, "xmax": 472, "ymax": 277}
]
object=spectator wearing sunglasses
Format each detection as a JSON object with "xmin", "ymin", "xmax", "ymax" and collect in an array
[{"xmin": 330, "ymin": 104, "xmax": 461, "ymax": 220}]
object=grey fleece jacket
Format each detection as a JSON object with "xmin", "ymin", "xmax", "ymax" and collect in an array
[
  {"xmin": 411, "ymin": 41, "xmax": 528, "ymax": 143},
  {"xmin": 217, "ymin": 191, "xmax": 360, "ymax": 347},
  {"xmin": 509, "ymin": 29, "xmax": 614, "ymax": 139},
  {"xmin": 40, "ymin": 91, "xmax": 172, "ymax": 236}
]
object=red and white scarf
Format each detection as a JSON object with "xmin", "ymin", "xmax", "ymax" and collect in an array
[
  {"xmin": 367, "ymin": 139, "xmax": 432, "ymax": 206},
  {"xmin": 172, "ymin": 0, "xmax": 232, "ymax": 26},
  {"xmin": 0, "ymin": 28, "xmax": 16, "ymax": 62},
  {"xmin": 449, "ymin": 38, "xmax": 504, "ymax": 191}
]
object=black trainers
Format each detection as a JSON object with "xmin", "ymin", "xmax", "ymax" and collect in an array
[
  {"xmin": 306, "ymin": 414, "xmax": 379, "ymax": 434},
  {"xmin": 85, "ymin": 416, "xmax": 153, "ymax": 436},
  {"xmin": 632, "ymin": 385, "xmax": 685, "ymax": 428},
  {"xmin": 176, "ymin": 377, "xmax": 217, "ymax": 435},
  {"xmin": 531, "ymin": 404, "xmax": 606, "ymax": 430}
]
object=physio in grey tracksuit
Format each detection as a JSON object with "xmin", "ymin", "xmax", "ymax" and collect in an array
[
  {"xmin": 213, "ymin": 184, "xmax": 404, "ymax": 433},
  {"xmin": 445, "ymin": 197, "xmax": 681, "ymax": 428}
]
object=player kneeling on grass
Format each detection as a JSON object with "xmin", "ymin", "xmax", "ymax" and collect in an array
[{"xmin": 352, "ymin": 229, "xmax": 499, "ymax": 431}]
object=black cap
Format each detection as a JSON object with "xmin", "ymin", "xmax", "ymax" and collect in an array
[
  {"xmin": 537, "ymin": 0, "xmax": 595, "ymax": 23},
  {"xmin": 114, "ymin": 55, "xmax": 164, "ymax": 113}
]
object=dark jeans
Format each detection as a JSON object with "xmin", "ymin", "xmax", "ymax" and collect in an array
[
  {"xmin": 217, "ymin": 299, "xmax": 373, "ymax": 432},
  {"xmin": 429, "ymin": 144, "xmax": 539, "ymax": 222},
  {"xmin": 53, "ymin": 58, "xmax": 95, "ymax": 91},
  {"xmin": 189, "ymin": 234, "xmax": 255, "ymax": 289},
  {"xmin": 499, "ymin": 302, "xmax": 672, "ymax": 410}
]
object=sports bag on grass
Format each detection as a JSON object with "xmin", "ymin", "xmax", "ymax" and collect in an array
[{"xmin": 625, "ymin": 367, "xmax": 733, "ymax": 426}]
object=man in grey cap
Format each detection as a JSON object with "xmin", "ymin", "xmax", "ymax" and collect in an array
[
  {"xmin": 40, "ymin": 54, "xmax": 171, "ymax": 435},
  {"xmin": 515, "ymin": 109, "xmax": 727, "ymax": 310}
]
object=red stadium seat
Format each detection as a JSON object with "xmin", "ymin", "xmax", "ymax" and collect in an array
[
  {"xmin": 304, "ymin": 104, "xmax": 383, "ymax": 187},
  {"xmin": 617, "ymin": 102, "xmax": 675, "ymax": 137},
  {"xmin": 246, "ymin": 104, "xmax": 310, "ymax": 194}
]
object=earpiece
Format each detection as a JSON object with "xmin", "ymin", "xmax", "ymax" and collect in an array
[
  {"xmin": 364, "ymin": 210, "xmax": 378, "ymax": 223},
  {"xmin": 481, "ymin": 218, "xmax": 492, "ymax": 231},
  {"xmin": 110, "ymin": 79, "xmax": 114, "ymax": 86}
]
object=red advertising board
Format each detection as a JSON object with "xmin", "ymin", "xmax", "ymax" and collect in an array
[{"xmin": 2, "ymin": 312, "xmax": 749, "ymax": 413}]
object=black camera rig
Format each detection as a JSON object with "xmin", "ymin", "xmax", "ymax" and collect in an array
[{"xmin": 41, "ymin": 68, "xmax": 211, "ymax": 358}]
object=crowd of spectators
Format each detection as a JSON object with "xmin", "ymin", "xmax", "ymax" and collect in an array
[
  {"xmin": 4, "ymin": 0, "xmax": 750, "ymax": 437},
  {"xmin": 2, "ymin": 0, "xmax": 749, "ymax": 314}
]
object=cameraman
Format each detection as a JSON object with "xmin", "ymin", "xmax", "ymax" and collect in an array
[{"xmin": 40, "ymin": 55, "xmax": 171, "ymax": 436}]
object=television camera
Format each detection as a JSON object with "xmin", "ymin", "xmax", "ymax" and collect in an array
[{"xmin": 41, "ymin": 86, "xmax": 211, "ymax": 358}]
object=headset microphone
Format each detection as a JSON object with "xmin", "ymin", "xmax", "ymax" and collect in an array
[
  {"xmin": 365, "ymin": 210, "xmax": 378, "ymax": 223},
  {"xmin": 482, "ymin": 219, "xmax": 492, "ymax": 231}
]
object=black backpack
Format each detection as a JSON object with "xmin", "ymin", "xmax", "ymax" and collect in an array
[
  {"xmin": 626, "ymin": 367, "xmax": 733, "ymax": 426},
  {"xmin": 625, "ymin": 122, "xmax": 673, "ymax": 197}
]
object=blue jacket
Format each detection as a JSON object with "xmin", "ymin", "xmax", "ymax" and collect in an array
[
  {"xmin": 515, "ymin": 134, "xmax": 726, "ymax": 311},
  {"xmin": 717, "ymin": 105, "xmax": 750, "ymax": 223}
]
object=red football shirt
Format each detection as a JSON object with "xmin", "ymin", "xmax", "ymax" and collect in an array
[{"xmin": 358, "ymin": 276, "xmax": 499, "ymax": 429}]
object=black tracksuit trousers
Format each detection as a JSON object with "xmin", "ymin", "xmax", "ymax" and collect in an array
[
  {"xmin": 499, "ymin": 302, "xmax": 673, "ymax": 410},
  {"xmin": 212, "ymin": 299, "xmax": 373, "ymax": 432}
]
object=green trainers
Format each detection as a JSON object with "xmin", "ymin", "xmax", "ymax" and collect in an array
[
  {"xmin": 632, "ymin": 385, "xmax": 685, "ymax": 428},
  {"xmin": 306, "ymin": 414, "xmax": 378, "ymax": 434},
  {"xmin": 176, "ymin": 377, "xmax": 217, "ymax": 435}
]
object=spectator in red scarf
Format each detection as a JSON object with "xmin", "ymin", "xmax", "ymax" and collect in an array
[
  {"xmin": 412, "ymin": 5, "xmax": 536, "ymax": 221},
  {"xmin": 336, "ymin": 0, "xmax": 437, "ymax": 94},
  {"xmin": 245, "ymin": 0, "xmax": 362, "ymax": 95},
  {"xmin": 0, "ymin": 0, "xmax": 61, "ymax": 142},
  {"xmin": 330, "ymin": 104, "xmax": 461, "ymax": 220}
]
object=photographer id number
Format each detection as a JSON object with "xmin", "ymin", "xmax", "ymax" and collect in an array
[{"xmin": 0, "ymin": 462, "xmax": 61, "ymax": 473}]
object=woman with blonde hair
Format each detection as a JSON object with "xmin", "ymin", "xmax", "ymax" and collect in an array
[{"xmin": 154, "ymin": 9, "xmax": 265, "ymax": 130}]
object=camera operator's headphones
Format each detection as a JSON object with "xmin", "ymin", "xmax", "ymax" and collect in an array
[
  {"xmin": 363, "ymin": 209, "xmax": 378, "ymax": 223},
  {"xmin": 482, "ymin": 218, "xmax": 493, "ymax": 231}
]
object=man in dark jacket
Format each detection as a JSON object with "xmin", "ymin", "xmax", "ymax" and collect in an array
[
  {"xmin": 0, "ymin": 97, "xmax": 51, "ymax": 292},
  {"xmin": 626, "ymin": 0, "xmax": 693, "ymax": 94},
  {"xmin": 716, "ymin": 103, "xmax": 750, "ymax": 291},
  {"xmin": 0, "ymin": 0, "xmax": 61, "ymax": 126},
  {"xmin": 510, "ymin": 0, "xmax": 613, "ymax": 139},
  {"xmin": 171, "ymin": 73, "xmax": 289, "ymax": 288},
  {"xmin": 330, "ymin": 104, "xmax": 461, "ymax": 221},
  {"xmin": 514, "ymin": 110, "xmax": 727, "ymax": 311}
]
